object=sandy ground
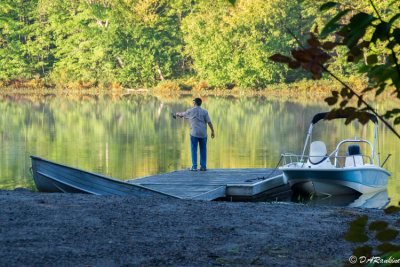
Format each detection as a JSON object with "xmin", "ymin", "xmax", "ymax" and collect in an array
[{"xmin": 0, "ymin": 189, "xmax": 399, "ymax": 267}]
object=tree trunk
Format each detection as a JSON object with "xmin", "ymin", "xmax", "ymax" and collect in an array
[
  {"xmin": 117, "ymin": 56, "xmax": 124, "ymax": 68},
  {"xmin": 363, "ymin": 48, "xmax": 368, "ymax": 65},
  {"xmin": 96, "ymin": 19, "xmax": 103, "ymax": 27},
  {"xmin": 381, "ymin": 53, "xmax": 387, "ymax": 64},
  {"xmin": 156, "ymin": 61, "xmax": 165, "ymax": 81}
]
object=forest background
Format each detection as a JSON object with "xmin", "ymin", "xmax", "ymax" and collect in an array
[{"xmin": 0, "ymin": 0, "xmax": 397, "ymax": 90}]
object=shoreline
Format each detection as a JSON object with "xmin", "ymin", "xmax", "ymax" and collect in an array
[
  {"xmin": 1, "ymin": 189, "xmax": 399, "ymax": 266},
  {"xmin": 1, "ymin": 84, "xmax": 399, "ymax": 106}
]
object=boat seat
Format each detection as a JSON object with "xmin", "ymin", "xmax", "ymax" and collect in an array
[
  {"xmin": 348, "ymin": 145, "xmax": 361, "ymax": 155},
  {"xmin": 345, "ymin": 145, "xmax": 364, "ymax": 167},
  {"xmin": 308, "ymin": 141, "xmax": 328, "ymax": 165}
]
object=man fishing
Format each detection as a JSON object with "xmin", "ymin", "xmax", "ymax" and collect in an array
[{"xmin": 176, "ymin": 98, "xmax": 215, "ymax": 171}]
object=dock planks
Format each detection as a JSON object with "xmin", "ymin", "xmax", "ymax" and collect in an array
[
  {"xmin": 31, "ymin": 156, "xmax": 287, "ymax": 201},
  {"xmin": 129, "ymin": 168, "xmax": 285, "ymax": 201}
]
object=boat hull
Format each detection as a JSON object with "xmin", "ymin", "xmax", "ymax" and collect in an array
[
  {"xmin": 282, "ymin": 166, "xmax": 390, "ymax": 196},
  {"xmin": 31, "ymin": 155, "xmax": 177, "ymax": 198}
]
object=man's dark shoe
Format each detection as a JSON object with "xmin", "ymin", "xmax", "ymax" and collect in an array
[{"xmin": 199, "ymin": 168, "xmax": 207, "ymax": 171}]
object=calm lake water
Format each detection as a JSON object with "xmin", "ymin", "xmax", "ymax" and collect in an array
[{"xmin": 0, "ymin": 92, "xmax": 399, "ymax": 207}]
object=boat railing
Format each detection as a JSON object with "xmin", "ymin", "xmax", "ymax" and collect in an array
[
  {"xmin": 281, "ymin": 153, "xmax": 373, "ymax": 168},
  {"xmin": 332, "ymin": 139, "xmax": 378, "ymax": 166}
]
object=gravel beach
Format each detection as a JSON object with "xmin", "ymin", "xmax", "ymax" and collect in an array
[{"xmin": 0, "ymin": 189, "xmax": 399, "ymax": 266}]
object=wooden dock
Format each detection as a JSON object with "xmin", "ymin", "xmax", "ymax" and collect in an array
[{"xmin": 128, "ymin": 168, "xmax": 287, "ymax": 201}]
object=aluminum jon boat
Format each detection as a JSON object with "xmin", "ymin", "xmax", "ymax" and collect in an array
[
  {"xmin": 279, "ymin": 112, "xmax": 390, "ymax": 196},
  {"xmin": 30, "ymin": 155, "xmax": 177, "ymax": 198}
]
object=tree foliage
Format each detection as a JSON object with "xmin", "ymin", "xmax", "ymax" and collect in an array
[
  {"xmin": 269, "ymin": 0, "xmax": 400, "ymax": 136},
  {"xmin": 0, "ymin": 0, "xmax": 190, "ymax": 88},
  {"xmin": 0, "ymin": 0, "xmax": 370, "ymax": 89},
  {"xmin": 182, "ymin": 0, "xmax": 316, "ymax": 88},
  {"xmin": 1, "ymin": 0, "xmax": 399, "ymax": 91}
]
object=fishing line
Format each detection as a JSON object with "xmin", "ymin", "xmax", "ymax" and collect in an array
[{"xmin": 245, "ymin": 155, "xmax": 283, "ymax": 182}]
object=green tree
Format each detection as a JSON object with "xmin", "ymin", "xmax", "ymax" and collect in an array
[
  {"xmin": 46, "ymin": 0, "xmax": 116, "ymax": 86},
  {"xmin": 0, "ymin": 0, "xmax": 191, "ymax": 88},
  {"xmin": 182, "ymin": 0, "xmax": 322, "ymax": 88},
  {"xmin": 113, "ymin": 0, "xmax": 190, "ymax": 87},
  {"xmin": 3, "ymin": 0, "xmax": 396, "ymax": 90},
  {"xmin": 0, "ymin": 0, "xmax": 36, "ymax": 81}
]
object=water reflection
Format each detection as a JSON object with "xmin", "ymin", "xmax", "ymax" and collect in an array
[
  {"xmin": 248, "ymin": 189, "xmax": 390, "ymax": 209},
  {"xmin": 0, "ymin": 92, "xmax": 398, "ymax": 207},
  {"xmin": 348, "ymin": 190, "xmax": 390, "ymax": 209},
  {"xmin": 291, "ymin": 190, "xmax": 390, "ymax": 209}
]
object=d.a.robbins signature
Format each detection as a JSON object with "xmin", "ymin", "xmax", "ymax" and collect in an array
[{"xmin": 349, "ymin": 255, "xmax": 400, "ymax": 264}]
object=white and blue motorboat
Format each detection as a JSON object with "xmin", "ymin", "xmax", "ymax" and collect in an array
[{"xmin": 280, "ymin": 112, "xmax": 391, "ymax": 196}]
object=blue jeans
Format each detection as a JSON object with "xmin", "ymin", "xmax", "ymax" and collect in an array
[{"xmin": 190, "ymin": 135, "xmax": 207, "ymax": 169}]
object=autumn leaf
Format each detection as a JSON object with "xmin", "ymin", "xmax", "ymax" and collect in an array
[
  {"xmin": 322, "ymin": 41, "xmax": 338, "ymax": 50},
  {"xmin": 307, "ymin": 33, "xmax": 320, "ymax": 48},
  {"xmin": 288, "ymin": 60, "xmax": 301, "ymax": 69},
  {"xmin": 291, "ymin": 50, "xmax": 312, "ymax": 63},
  {"xmin": 269, "ymin": 54, "xmax": 292, "ymax": 63},
  {"xmin": 325, "ymin": 96, "xmax": 338, "ymax": 105}
]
